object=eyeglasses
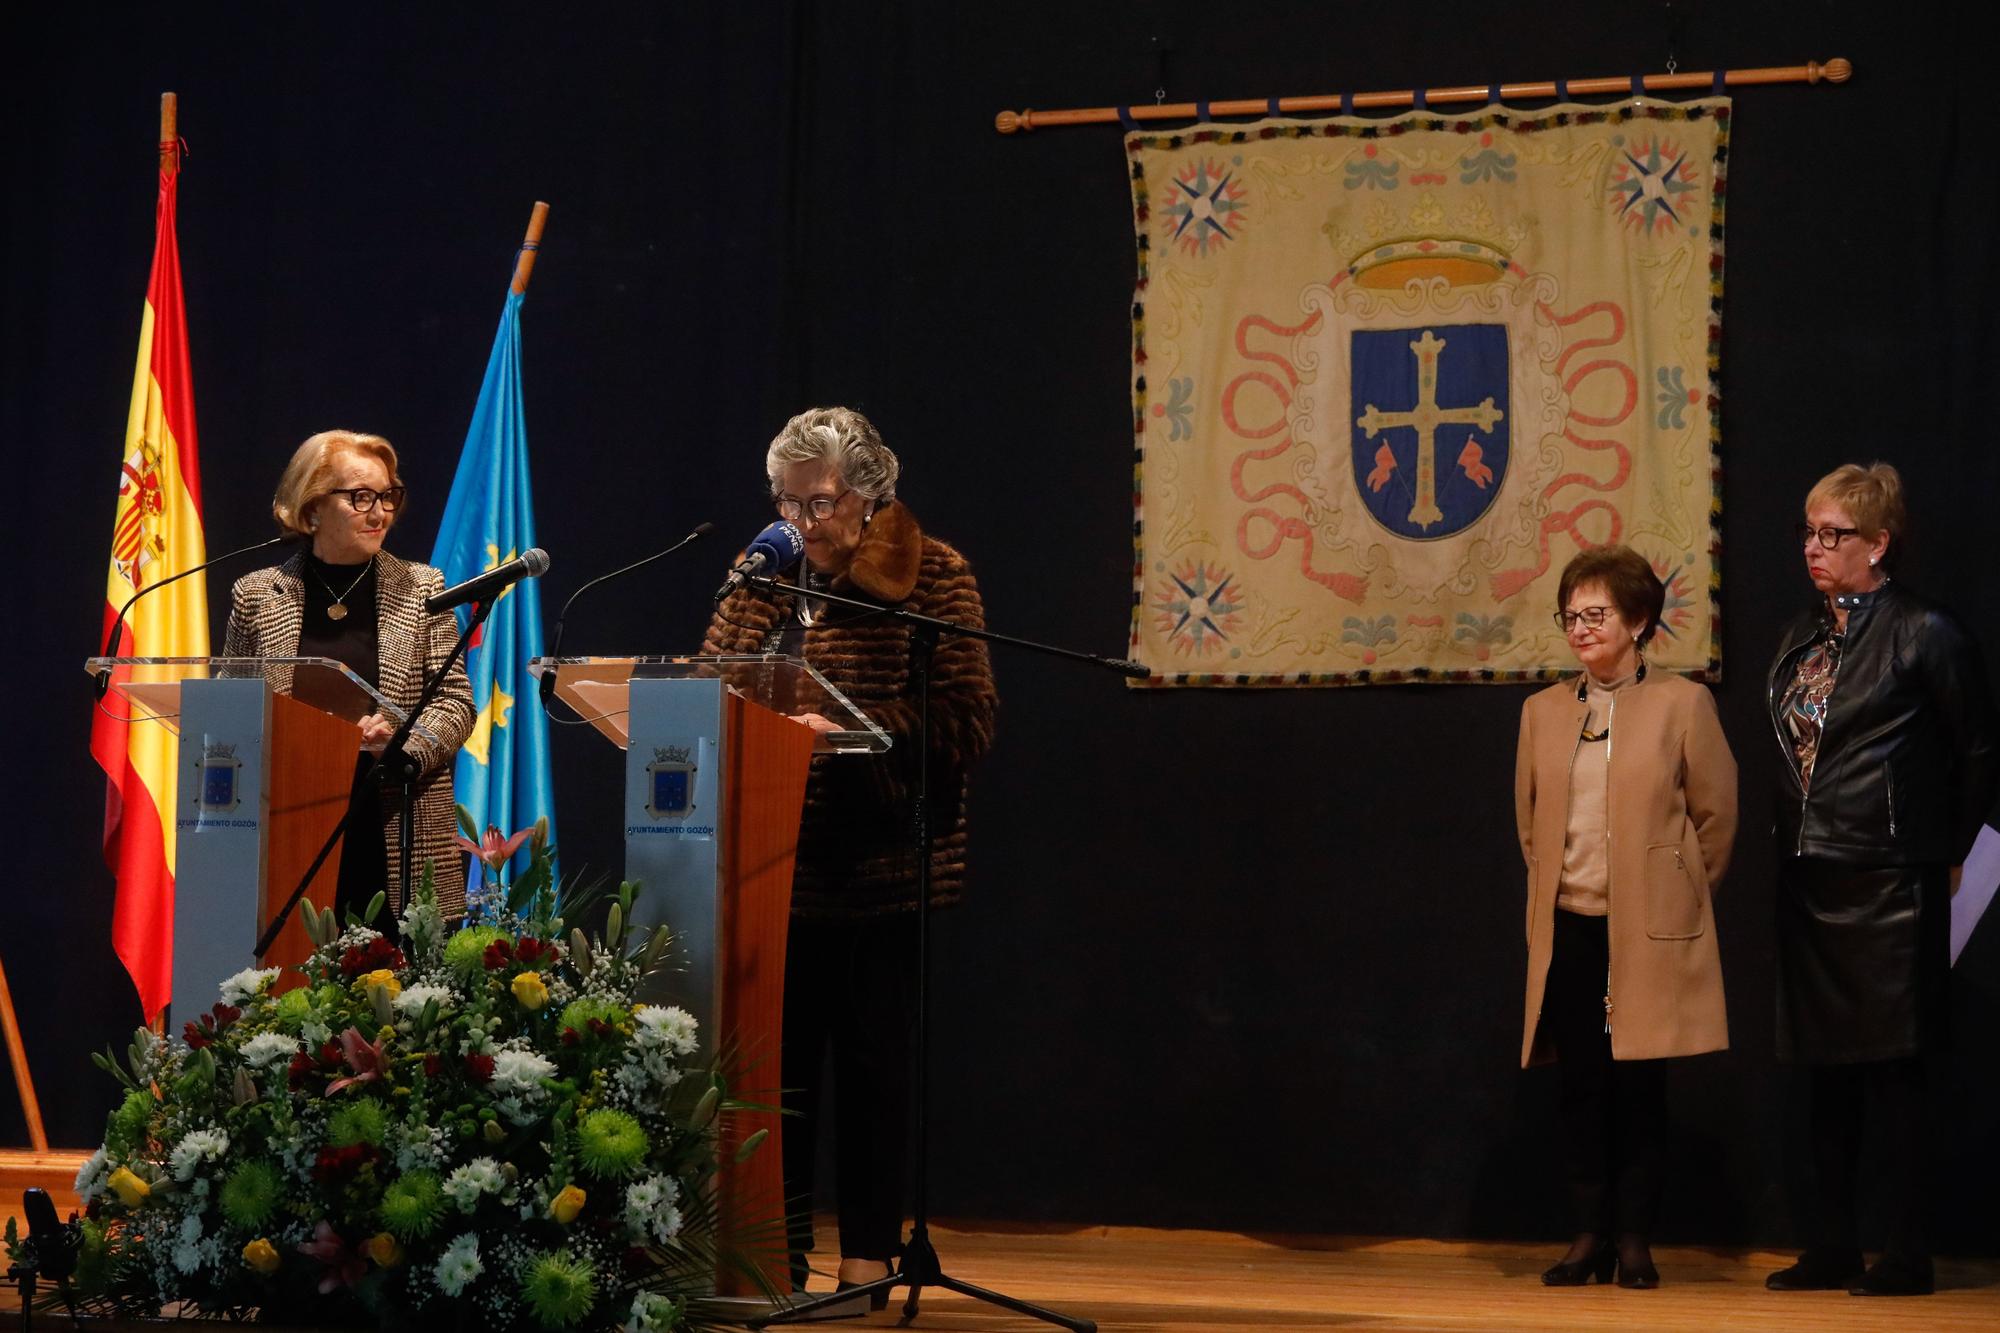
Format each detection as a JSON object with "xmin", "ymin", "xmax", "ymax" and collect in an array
[
  {"xmin": 1553, "ymin": 607, "xmax": 1615, "ymax": 633},
  {"xmin": 328, "ymin": 486, "xmax": 406, "ymax": 514},
  {"xmin": 775, "ymin": 490, "xmax": 850, "ymax": 522},
  {"xmin": 1796, "ymin": 522, "xmax": 1861, "ymax": 550}
]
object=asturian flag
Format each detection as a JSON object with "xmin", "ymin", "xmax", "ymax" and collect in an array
[
  {"xmin": 430, "ymin": 287, "xmax": 556, "ymax": 890},
  {"xmin": 89, "ymin": 131, "xmax": 208, "ymax": 1022}
]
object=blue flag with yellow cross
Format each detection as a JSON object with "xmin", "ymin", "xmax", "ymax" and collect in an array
[{"xmin": 430, "ymin": 288, "xmax": 556, "ymax": 893}]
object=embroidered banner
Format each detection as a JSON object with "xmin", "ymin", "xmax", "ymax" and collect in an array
[{"xmin": 1127, "ymin": 100, "xmax": 1728, "ymax": 685}]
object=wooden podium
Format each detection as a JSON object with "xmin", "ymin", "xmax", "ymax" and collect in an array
[
  {"xmin": 532, "ymin": 655, "xmax": 888, "ymax": 1294},
  {"xmin": 84, "ymin": 656, "xmax": 424, "ymax": 1001}
]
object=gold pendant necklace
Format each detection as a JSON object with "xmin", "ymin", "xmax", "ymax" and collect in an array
[{"xmin": 314, "ymin": 555, "xmax": 376, "ymax": 622}]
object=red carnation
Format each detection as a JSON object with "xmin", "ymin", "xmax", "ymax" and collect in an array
[
  {"xmin": 339, "ymin": 936, "xmax": 406, "ymax": 980},
  {"xmin": 482, "ymin": 939, "xmax": 516, "ymax": 970},
  {"xmin": 423, "ymin": 1053, "xmax": 442, "ymax": 1078},
  {"xmin": 183, "ymin": 1022, "xmax": 211, "ymax": 1050},
  {"xmin": 288, "ymin": 1051, "xmax": 316, "ymax": 1088},
  {"xmin": 310, "ymin": 1143, "xmax": 376, "ymax": 1183},
  {"xmin": 463, "ymin": 1053, "xmax": 495, "ymax": 1083},
  {"xmin": 561, "ymin": 1028, "xmax": 579, "ymax": 1047}
]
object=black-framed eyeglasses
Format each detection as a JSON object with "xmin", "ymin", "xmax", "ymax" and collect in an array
[
  {"xmin": 1796, "ymin": 522, "xmax": 1861, "ymax": 550},
  {"xmin": 1553, "ymin": 607, "xmax": 1615, "ymax": 633},
  {"xmin": 775, "ymin": 490, "xmax": 850, "ymax": 522},
  {"xmin": 328, "ymin": 486, "xmax": 406, "ymax": 514}
]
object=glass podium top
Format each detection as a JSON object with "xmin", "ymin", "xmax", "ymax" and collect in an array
[
  {"xmin": 528, "ymin": 654, "xmax": 891, "ymax": 754},
  {"xmin": 85, "ymin": 655, "xmax": 434, "ymax": 745}
]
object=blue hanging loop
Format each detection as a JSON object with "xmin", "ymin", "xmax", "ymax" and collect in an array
[
  {"xmin": 1267, "ymin": 95, "xmax": 1282, "ymax": 116},
  {"xmin": 1555, "ymin": 78, "xmax": 1571, "ymax": 101},
  {"xmin": 1488, "ymin": 82, "xmax": 1504, "ymax": 107},
  {"xmin": 1712, "ymin": 69, "xmax": 1727, "ymax": 95},
  {"xmin": 1117, "ymin": 104, "xmax": 1139, "ymax": 132},
  {"xmin": 1412, "ymin": 87, "xmax": 1428, "ymax": 111},
  {"xmin": 1341, "ymin": 90, "xmax": 1355, "ymax": 116},
  {"xmin": 1631, "ymin": 73, "xmax": 1647, "ymax": 98},
  {"xmin": 1195, "ymin": 98, "xmax": 1212, "ymax": 122}
]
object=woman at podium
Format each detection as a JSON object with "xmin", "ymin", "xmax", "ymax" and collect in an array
[
  {"xmin": 222, "ymin": 429, "xmax": 475, "ymax": 915},
  {"xmin": 702, "ymin": 407, "xmax": 999, "ymax": 1299}
]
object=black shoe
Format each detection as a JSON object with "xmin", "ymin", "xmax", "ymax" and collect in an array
[
  {"xmin": 1542, "ymin": 1239, "xmax": 1617, "ymax": 1286},
  {"xmin": 836, "ymin": 1262, "xmax": 896, "ymax": 1311},
  {"xmin": 1615, "ymin": 1239, "xmax": 1660, "ymax": 1289},
  {"xmin": 1765, "ymin": 1248, "xmax": 1865, "ymax": 1291},
  {"xmin": 1850, "ymin": 1255, "xmax": 1934, "ymax": 1297}
]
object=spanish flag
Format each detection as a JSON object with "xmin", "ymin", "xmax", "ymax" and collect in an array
[{"xmin": 89, "ymin": 111, "xmax": 208, "ymax": 1023}]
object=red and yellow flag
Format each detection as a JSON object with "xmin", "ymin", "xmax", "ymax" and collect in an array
[{"xmin": 89, "ymin": 129, "xmax": 208, "ymax": 1022}]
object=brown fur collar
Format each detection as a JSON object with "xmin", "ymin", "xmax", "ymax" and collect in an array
[{"xmin": 837, "ymin": 500, "xmax": 923, "ymax": 603}]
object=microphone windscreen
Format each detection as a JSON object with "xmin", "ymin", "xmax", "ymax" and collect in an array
[
  {"xmin": 747, "ymin": 521, "xmax": 805, "ymax": 570},
  {"xmin": 521, "ymin": 548, "xmax": 551, "ymax": 576}
]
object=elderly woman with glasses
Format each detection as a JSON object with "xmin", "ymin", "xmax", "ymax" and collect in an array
[
  {"xmin": 1515, "ymin": 545, "xmax": 1738, "ymax": 1290},
  {"xmin": 1763, "ymin": 463, "xmax": 1998, "ymax": 1298},
  {"xmin": 701, "ymin": 407, "xmax": 997, "ymax": 1302},
  {"xmin": 222, "ymin": 430, "xmax": 475, "ymax": 916}
]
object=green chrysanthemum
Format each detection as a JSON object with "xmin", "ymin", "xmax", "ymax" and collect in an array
[
  {"xmin": 219, "ymin": 1160, "xmax": 284, "ymax": 1229},
  {"xmin": 557, "ymin": 997, "xmax": 625, "ymax": 1035},
  {"xmin": 444, "ymin": 925, "xmax": 508, "ymax": 981},
  {"xmin": 575, "ymin": 1108, "xmax": 649, "ymax": 1180},
  {"xmin": 326, "ymin": 1099, "xmax": 388, "ymax": 1148},
  {"xmin": 520, "ymin": 1248, "xmax": 599, "ymax": 1327},
  {"xmin": 379, "ymin": 1170, "xmax": 445, "ymax": 1240},
  {"xmin": 105, "ymin": 1089, "xmax": 153, "ymax": 1155},
  {"xmin": 273, "ymin": 988, "xmax": 313, "ymax": 1032}
]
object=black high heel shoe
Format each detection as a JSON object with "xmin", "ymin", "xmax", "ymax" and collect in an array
[
  {"xmin": 1615, "ymin": 1237, "xmax": 1659, "ymax": 1289},
  {"xmin": 1541, "ymin": 1238, "xmax": 1617, "ymax": 1286},
  {"xmin": 835, "ymin": 1260, "xmax": 895, "ymax": 1311}
]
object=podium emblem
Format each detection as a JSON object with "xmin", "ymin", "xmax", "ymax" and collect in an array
[
  {"xmin": 198, "ymin": 740, "xmax": 242, "ymax": 813},
  {"xmin": 645, "ymin": 745, "xmax": 696, "ymax": 818}
]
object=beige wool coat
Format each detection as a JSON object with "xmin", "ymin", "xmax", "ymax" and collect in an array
[{"xmin": 1514, "ymin": 669, "xmax": 1737, "ymax": 1066}]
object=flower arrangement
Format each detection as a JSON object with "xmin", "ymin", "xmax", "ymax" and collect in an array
[{"xmin": 39, "ymin": 819, "xmax": 774, "ymax": 1330}]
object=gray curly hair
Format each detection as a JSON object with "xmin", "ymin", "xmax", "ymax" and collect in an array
[{"xmin": 765, "ymin": 407, "xmax": 900, "ymax": 502}]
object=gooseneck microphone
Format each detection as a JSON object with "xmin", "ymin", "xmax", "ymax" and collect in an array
[
  {"xmin": 424, "ymin": 547, "xmax": 550, "ymax": 615},
  {"xmin": 95, "ymin": 533, "xmax": 297, "ymax": 698},
  {"xmin": 538, "ymin": 522, "xmax": 714, "ymax": 709},
  {"xmin": 713, "ymin": 520, "xmax": 805, "ymax": 601}
]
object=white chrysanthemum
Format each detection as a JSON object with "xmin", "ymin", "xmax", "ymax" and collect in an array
[
  {"xmin": 624, "ymin": 1173, "xmax": 685, "ymax": 1245},
  {"xmin": 434, "ymin": 1232, "xmax": 483, "ymax": 1296},
  {"xmin": 168, "ymin": 1128, "xmax": 230, "ymax": 1181},
  {"xmin": 488, "ymin": 1048, "xmax": 556, "ymax": 1097},
  {"xmin": 239, "ymin": 1031, "xmax": 302, "ymax": 1069},
  {"xmin": 218, "ymin": 966, "xmax": 283, "ymax": 1007},
  {"xmin": 442, "ymin": 1156, "xmax": 506, "ymax": 1210},
  {"xmin": 73, "ymin": 1148, "xmax": 109, "ymax": 1203},
  {"xmin": 628, "ymin": 1291, "xmax": 679, "ymax": 1332},
  {"xmin": 633, "ymin": 1004, "xmax": 699, "ymax": 1057},
  {"xmin": 393, "ymin": 983, "xmax": 454, "ymax": 1018}
]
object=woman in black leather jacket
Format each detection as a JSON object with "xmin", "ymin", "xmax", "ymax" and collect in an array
[{"xmin": 1765, "ymin": 462, "xmax": 1998, "ymax": 1298}]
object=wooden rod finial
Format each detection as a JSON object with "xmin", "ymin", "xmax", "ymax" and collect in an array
[
  {"xmin": 1815, "ymin": 57, "xmax": 1853, "ymax": 84},
  {"xmin": 159, "ymin": 92, "xmax": 178, "ymax": 174},
  {"xmin": 510, "ymin": 200, "xmax": 551, "ymax": 296},
  {"xmin": 995, "ymin": 109, "xmax": 1032, "ymax": 134}
]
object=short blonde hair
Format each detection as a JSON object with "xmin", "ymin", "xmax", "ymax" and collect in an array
[
  {"xmin": 1806, "ymin": 462, "xmax": 1906, "ymax": 564},
  {"xmin": 765, "ymin": 407, "xmax": 900, "ymax": 502},
  {"xmin": 272, "ymin": 430, "xmax": 403, "ymax": 536}
]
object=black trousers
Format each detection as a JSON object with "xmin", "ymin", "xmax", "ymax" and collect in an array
[
  {"xmin": 783, "ymin": 913, "xmax": 918, "ymax": 1273},
  {"xmin": 1545, "ymin": 909, "xmax": 1666, "ymax": 1238},
  {"xmin": 1803, "ymin": 1057, "xmax": 1928, "ymax": 1263}
]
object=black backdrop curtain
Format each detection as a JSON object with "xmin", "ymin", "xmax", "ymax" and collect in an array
[{"xmin": 5, "ymin": 0, "xmax": 1996, "ymax": 1252}]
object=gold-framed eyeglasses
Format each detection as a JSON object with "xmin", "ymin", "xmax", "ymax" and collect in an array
[
  {"xmin": 1553, "ymin": 607, "xmax": 1615, "ymax": 633},
  {"xmin": 1795, "ymin": 522, "xmax": 1861, "ymax": 550},
  {"xmin": 775, "ymin": 490, "xmax": 851, "ymax": 522},
  {"xmin": 328, "ymin": 486, "xmax": 406, "ymax": 514}
]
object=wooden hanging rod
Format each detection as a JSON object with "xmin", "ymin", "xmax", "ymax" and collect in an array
[{"xmin": 995, "ymin": 58, "xmax": 1850, "ymax": 134}]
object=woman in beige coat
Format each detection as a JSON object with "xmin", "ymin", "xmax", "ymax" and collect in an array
[{"xmin": 1514, "ymin": 545, "xmax": 1737, "ymax": 1290}]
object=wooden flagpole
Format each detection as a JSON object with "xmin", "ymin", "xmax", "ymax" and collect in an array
[
  {"xmin": 0, "ymin": 949, "xmax": 48, "ymax": 1151},
  {"xmin": 996, "ymin": 58, "xmax": 1851, "ymax": 133},
  {"xmin": 511, "ymin": 201, "xmax": 550, "ymax": 296},
  {"xmin": 160, "ymin": 91, "xmax": 178, "ymax": 172}
]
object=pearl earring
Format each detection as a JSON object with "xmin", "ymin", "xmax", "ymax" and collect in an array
[{"xmin": 1868, "ymin": 555, "xmax": 1877, "ymax": 567}]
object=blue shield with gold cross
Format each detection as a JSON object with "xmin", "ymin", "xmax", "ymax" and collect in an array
[{"xmin": 1350, "ymin": 323, "xmax": 1509, "ymax": 541}]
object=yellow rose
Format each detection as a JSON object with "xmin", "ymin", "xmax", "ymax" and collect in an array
[
  {"xmin": 359, "ymin": 969, "xmax": 403, "ymax": 1000},
  {"xmin": 363, "ymin": 1232, "xmax": 403, "ymax": 1268},
  {"xmin": 242, "ymin": 1238, "xmax": 281, "ymax": 1275},
  {"xmin": 550, "ymin": 1184, "xmax": 586, "ymax": 1225},
  {"xmin": 107, "ymin": 1166, "xmax": 151, "ymax": 1208},
  {"xmin": 512, "ymin": 971, "xmax": 550, "ymax": 1009}
]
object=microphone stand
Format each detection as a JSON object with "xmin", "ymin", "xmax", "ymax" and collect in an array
[
  {"xmin": 539, "ymin": 522, "xmax": 712, "ymax": 714},
  {"xmin": 254, "ymin": 596, "xmax": 495, "ymax": 957},
  {"xmin": 740, "ymin": 573, "xmax": 1138, "ymax": 1333}
]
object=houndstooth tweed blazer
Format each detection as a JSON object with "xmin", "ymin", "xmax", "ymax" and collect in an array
[{"xmin": 223, "ymin": 550, "xmax": 476, "ymax": 914}]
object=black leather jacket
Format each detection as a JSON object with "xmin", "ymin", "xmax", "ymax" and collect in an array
[{"xmin": 1767, "ymin": 581, "xmax": 1998, "ymax": 865}]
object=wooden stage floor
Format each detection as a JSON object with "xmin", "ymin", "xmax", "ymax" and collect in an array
[{"xmin": 4, "ymin": 1219, "xmax": 1996, "ymax": 1330}]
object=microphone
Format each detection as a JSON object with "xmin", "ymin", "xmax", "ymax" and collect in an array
[
  {"xmin": 539, "ymin": 522, "xmax": 713, "ymax": 709},
  {"xmin": 713, "ymin": 520, "xmax": 805, "ymax": 601},
  {"xmin": 95, "ymin": 533, "xmax": 297, "ymax": 698},
  {"xmin": 424, "ymin": 547, "xmax": 550, "ymax": 615}
]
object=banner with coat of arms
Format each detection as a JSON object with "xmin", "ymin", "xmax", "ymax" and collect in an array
[{"xmin": 1126, "ymin": 99, "xmax": 1728, "ymax": 685}]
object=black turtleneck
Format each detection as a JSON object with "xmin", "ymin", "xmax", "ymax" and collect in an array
[{"xmin": 298, "ymin": 553, "xmax": 380, "ymax": 690}]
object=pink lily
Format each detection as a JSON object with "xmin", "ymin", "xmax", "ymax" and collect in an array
[
  {"xmin": 325, "ymin": 1026, "xmax": 389, "ymax": 1095},
  {"xmin": 296, "ymin": 1221, "xmax": 367, "ymax": 1293},
  {"xmin": 454, "ymin": 824, "xmax": 531, "ymax": 870}
]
